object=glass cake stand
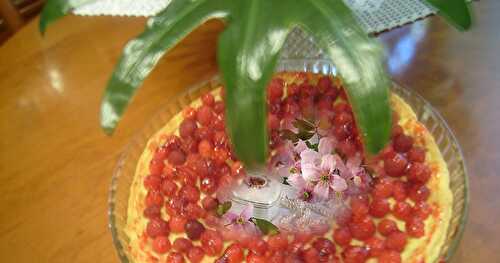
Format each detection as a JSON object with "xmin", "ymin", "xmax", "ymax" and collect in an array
[{"xmin": 109, "ymin": 30, "xmax": 468, "ymax": 263}]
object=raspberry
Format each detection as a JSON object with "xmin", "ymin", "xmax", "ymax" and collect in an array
[
  {"xmin": 187, "ymin": 246, "xmax": 205, "ymax": 263},
  {"xmin": 149, "ymin": 159, "xmax": 165, "ymax": 176},
  {"xmin": 406, "ymin": 217, "xmax": 425, "ymax": 237},
  {"xmin": 349, "ymin": 216, "xmax": 375, "ymax": 240},
  {"xmin": 384, "ymin": 154, "xmax": 408, "ymax": 177},
  {"xmin": 392, "ymin": 201, "xmax": 412, "ymax": 221},
  {"xmin": 161, "ymin": 179, "xmax": 178, "ymax": 197},
  {"xmin": 408, "ymin": 147, "xmax": 426, "ymax": 163},
  {"xmin": 222, "ymin": 243, "xmax": 244, "ymax": 263},
  {"xmin": 153, "ymin": 236, "xmax": 171, "ymax": 254},
  {"xmin": 198, "ymin": 139, "xmax": 213, "ymax": 158},
  {"xmin": 378, "ymin": 219, "xmax": 398, "ymax": 237},
  {"xmin": 267, "ymin": 114, "xmax": 280, "ymax": 130},
  {"xmin": 392, "ymin": 181, "xmax": 407, "ymax": 201},
  {"xmin": 169, "ymin": 216, "xmax": 187, "ymax": 233},
  {"xmin": 200, "ymin": 176, "xmax": 218, "ymax": 194},
  {"xmin": 393, "ymin": 134, "xmax": 414, "ymax": 153},
  {"xmin": 313, "ymin": 237, "xmax": 335, "ymax": 260},
  {"xmin": 248, "ymin": 238, "xmax": 268, "ymax": 256},
  {"xmin": 333, "ymin": 227, "xmax": 352, "ymax": 246},
  {"xmin": 407, "ymin": 162, "xmax": 431, "ymax": 184},
  {"xmin": 201, "ymin": 196, "xmax": 218, "ymax": 211},
  {"xmin": 386, "ymin": 231, "xmax": 407, "ymax": 252},
  {"xmin": 267, "ymin": 234, "xmax": 288, "ymax": 251},
  {"xmin": 168, "ymin": 150, "xmax": 186, "ymax": 166},
  {"xmin": 201, "ymin": 230, "xmax": 223, "ymax": 256},
  {"xmin": 179, "ymin": 119, "xmax": 197, "ymax": 139},
  {"xmin": 365, "ymin": 237, "xmax": 385, "ymax": 257},
  {"xmin": 302, "ymin": 247, "xmax": 320, "ymax": 263},
  {"xmin": 342, "ymin": 246, "xmax": 368, "ymax": 263},
  {"xmin": 179, "ymin": 185, "xmax": 200, "ymax": 203},
  {"xmin": 408, "ymin": 184, "xmax": 430, "ymax": 202},
  {"xmin": 372, "ymin": 179, "xmax": 393, "ymax": 199},
  {"xmin": 369, "ymin": 198, "xmax": 391, "ymax": 218},
  {"xmin": 173, "ymin": 237, "xmax": 193, "ymax": 253},
  {"xmin": 145, "ymin": 190, "xmax": 164, "ymax": 207},
  {"xmin": 378, "ymin": 250, "xmax": 401, "ymax": 263},
  {"xmin": 144, "ymin": 175, "xmax": 162, "ymax": 191},
  {"xmin": 412, "ymin": 201, "xmax": 432, "ymax": 219},
  {"xmin": 185, "ymin": 219, "xmax": 205, "ymax": 240},
  {"xmin": 196, "ymin": 105, "xmax": 214, "ymax": 126},
  {"xmin": 350, "ymin": 198, "xmax": 369, "ymax": 220},
  {"xmin": 202, "ymin": 93, "xmax": 215, "ymax": 107},
  {"xmin": 146, "ymin": 218, "xmax": 169, "ymax": 238},
  {"xmin": 143, "ymin": 205, "xmax": 161, "ymax": 219},
  {"xmin": 166, "ymin": 252, "xmax": 185, "ymax": 263},
  {"xmin": 268, "ymin": 78, "xmax": 284, "ymax": 103}
]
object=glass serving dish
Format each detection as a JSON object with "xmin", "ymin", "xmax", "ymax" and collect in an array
[{"xmin": 108, "ymin": 30, "xmax": 468, "ymax": 263}]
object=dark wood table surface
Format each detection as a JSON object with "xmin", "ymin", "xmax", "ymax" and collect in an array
[{"xmin": 1, "ymin": 2, "xmax": 498, "ymax": 262}]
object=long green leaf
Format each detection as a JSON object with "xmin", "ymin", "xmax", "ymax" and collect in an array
[
  {"xmin": 423, "ymin": 0, "xmax": 472, "ymax": 31},
  {"xmin": 39, "ymin": 0, "xmax": 96, "ymax": 35},
  {"xmin": 290, "ymin": 0, "xmax": 391, "ymax": 154},
  {"xmin": 100, "ymin": 0, "xmax": 232, "ymax": 134},
  {"xmin": 217, "ymin": 0, "xmax": 291, "ymax": 167}
]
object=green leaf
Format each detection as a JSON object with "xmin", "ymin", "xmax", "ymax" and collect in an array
[
  {"xmin": 217, "ymin": 0, "xmax": 292, "ymax": 168},
  {"xmin": 292, "ymin": 119, "xmax": 316, "ymax": 132},
  {"xmin": 423, "ymin": 0, "xmax": 473, "ymax": 31},
  {"xmin": 100, "ymin": 0, "xmax": 232, "ymax": 134},
  {"xmin": 297, "ymin": 130, "xmax": 315, "ymax": 141},
  {"xmin": 216, "ymin": 201, "xmax": 232, "ymax": 217},
  {"xmin": 250, "ymin": 217, "xmax": 280, "ymax": 236},
  {"xmin": 291, "ymin": 0, "xmax": 392, "ymax": 154},
  {"xmin": 39, "ymin": 0, "xmax": 96, "ymax": 35},
  {"xmin": 305, "ymin": 141, "xmax": 319, "ymax": 152},
  {"xmin": 281, "ymin": 129, "xmax": 299, "ymax": 143}
]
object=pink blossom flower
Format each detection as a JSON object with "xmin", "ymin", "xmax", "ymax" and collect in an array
[
  {"xmin": 288, "ymin": 173, "xmax": 316, "ymax": 202},
  {"xmin": 223, "ymin": 205, "xmax": 257, "ymax": 235},
  {"xmin": 301, "ymin": 153, "xmax": 348, "ymax": 200}
]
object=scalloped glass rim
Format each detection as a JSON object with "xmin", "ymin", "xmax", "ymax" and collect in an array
[{"xmin": 108, "ymin": 59, "xmax": 469, "ymax": 263}]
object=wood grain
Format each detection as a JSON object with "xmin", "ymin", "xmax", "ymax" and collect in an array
[{"xmin": 0, "ymin": 2, "xmax": 498, "ymax": 262}]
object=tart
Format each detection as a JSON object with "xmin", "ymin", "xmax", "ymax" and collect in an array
[{"xmin": 123, "ymin": 72, "xmax": 452, "ymax": 263}]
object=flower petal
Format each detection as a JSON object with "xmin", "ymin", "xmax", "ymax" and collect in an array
[
  {"xmin": 288, "ymin": 174, "xmax": 306, "ymax": 189},
  {"xmin": 300, "ymin": 149, "xmax": 320, "ymax": 166},
  {"xmin": 313, "ymin": 182, "xmax": 330, "ymax": 200},
  {"xmin": 318, "ymin": 137, "xmax": 334, "ymax": 155},
  {"xmin": 332, "ymin": 175, "xmax": 348, "ymax": 192},
  {"xmin": 301, "ymin": 164, "xmax": 320, "ymax": 182},
  {"xmin": 240, "ymin": 204, "xmax": 254, "ymax": 221},
  {"xmin": 294, "ymin": 140, "xmax": 308, "ymax": 153},
  {"xmin": 320, "ymin": 154, "xmax": 336, "ymax": 173}
]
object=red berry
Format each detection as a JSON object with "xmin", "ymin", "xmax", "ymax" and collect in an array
[
  {"xmin": 408, "ymin": 147, "xmax": 426, "ymax": 163},
  {"xmin": 149, "ymin": 159, "xmax": 165, "ymax": 176},
  {"xmin": 194, "ymin": 126, "xmax": 214, "ymax": 142},
  {"xmin": 393, "ymin": 201, "xmax": 412, "ymax": 221},
  {"xmin": 267, "ymin": 234, "xmax": 288, "ymax": 251},
  {"xmin": 201, "ymin": 230, "xmax": 223, "ymax": 256},
  {"xmin": 378, "ymin": 250, "xmax": 401, "ymax": 263},
  {"xmin": 267, "ymin": 114, "xmax": 280, "ymax": 130},
  {"xmin": 153, "ymin": 236, "xmax": 171, "ymax": 254},
  {"xmin": 349, "ymin": 216, "xmax": 376, "ymax": 240},
  {"xmin": 378, "ymin": 219, "xmax": 398, "ymax": 237},
  {"xmin": 313, "ymin": 237, "xmax": 335, "ymax": 259},
  {"xmin": 408, "ymin": 184, "xmax": 430, "ymax": 202},
  {"xmin": 413, "ymin": 201, "xmax": 432, "ymax": 220},
  {"xmin": 200, "ymin": 176, "xmax": 218, "ymax": 194},
  {"xmin": 223, "ymin": 243, "xmax": 244, "ymax": 263},
  {"xmin": 166, "ymin": 252, "xmax": 185, "ymax": 263},
  {"xmin": 179, "ymin": 119, "xmax": 197, "ymax": 139},
  {"xmin": 161, "ymin": 179, "xmax": 178, "ymax": 197},
  {"xmin": 202, "ymin": 93, "xmax": 215, "ymax": 106},
  {"xmin": 196, "ymin": 105, "xmax": 214, "ymax": 126},
  {"xmin": 154, "ymin": 146, "xmax": 170, "ymax": 160},
  {"xmin": 183, "ymin": 107, "xmax": 197, "ymax": 120},
  {"xmin": 317, "ymin": 76, "xmax": 333, "ymax": 92},
  {"xmin": 342, "ymin": 246, "xmax": 369, "ymax": 263},
  {"xmin": 406, "ymin": 217, "xmax": 425, "ymax": 237},
  {"xmin": 303, "ymin": 247, "xmax": 320, "ymax": 263},
  {"xmin": 169, "ymin": 216, "xmax": 187, "ymax": 233},
  {"xmin": 268, "ymin": 78, "xmax": 284, "ymax": 102},
  {"xmin": 407, "ymin": 163, "xmax": 431, "ymax": 184},
  {"xmin": 179, "ymin": 185, "xmax": 200, "ymax": 203},
  {"xmin": 384, "ymin": 154, "xmax": 408, "ymax": 177},
  {"xmin": 146, "ymin": 218, "xmax": 169, "ymax": 238},
  {"xmin": 287, "ymin": 83, "xmax": 300, "ymax": 96},
  {"xmin": 333, "ymin": 227, "xmax": 352, "ymax": 246},
  {"xmin": 365, "ymin": 237, "xmax": 386, "ymax": 257},
  {"xmin": 392, "ymin": 181, "xmax": 407, "ymax": 201},
  {"xmin": 338, "ymin": 139, "xmax": 357, "ymax": 158},
  {"xmin": 334, "ymin": 112, "xmax": 353, "ymax": 127},
  {"xmin": 184, "ymin": 203, "xmax": 206, "ymax": 219},
  {"xmin": 213, "ymin": 147, "xmax": 229, "ymax": 163},
  {"xmin": 144, "ymin": 175, "xmax": 162, "ymax": 191},
  {"xmin": 350, "ymin": 198, "xmax": 369, "ymax": 220},
  {"xmin": 248, "ymin": 238, "xmax": 268, "ymax": 256},
  {"xmin": 369, "ymin": 198, "xmax": 391, "ymax": 218},
  {"xmin": 372, "ymin": 179, "xmax": 394, "ymax": 199},
  {"xmin": 145, "ymin": 190, "xmax": 164, "ymax": 207},
  {"xmin": 391, "ymin": 125, "xmax": 404, "ymax": 138},
  {"xmin": 184, "ymin": 219, "xmax": 205, "ymax": 240},
  {"xmin": 201, "ymin": 196, "xmax": 218, "ymax": 211},
  {"xmin": 198, "ymin": 140, "xmax": 213, "ymax": 158},
  {"xmin": 247, "ymin": 252, "xmax": 268, "ymax": 263},
  {"xmin": 393, "ymin": 134, "xmax": 414, "ymax": 153},
  {"xmin": 168, "ymin": 150, "xmax": 186, "ymax": 166},
  {"xmin": 386, "ymin": 231, "xmax": 407, "ymax": 252},
  {"xmin": 144, "ymin": 205, "xmax": 161, "ymax": 219},
  {"xmin": 187, "ymin": 246, "xmax": 205, "ymax": 263},
  {"xmin": 173, "ymin": 237, "xmax": 193, "ymax": 253}
]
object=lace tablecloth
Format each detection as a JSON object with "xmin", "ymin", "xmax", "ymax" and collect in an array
[{"xmin": 73, "ymin": 0, "xmax": 436, "ymax": 34}]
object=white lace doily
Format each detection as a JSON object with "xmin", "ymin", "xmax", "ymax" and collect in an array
[{"xmin": 73, "ymin": 0, "xmax": 436, "ymax": 34}]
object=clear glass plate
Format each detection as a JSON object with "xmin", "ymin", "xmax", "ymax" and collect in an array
[{"xmin": 108, "ymin": 63, "xmax": 468, "ymax": 263}]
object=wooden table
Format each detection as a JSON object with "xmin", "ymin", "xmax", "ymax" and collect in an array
[{"xmin": 0, "ymin": 2, "xmax": 498, "ymax": 262}]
